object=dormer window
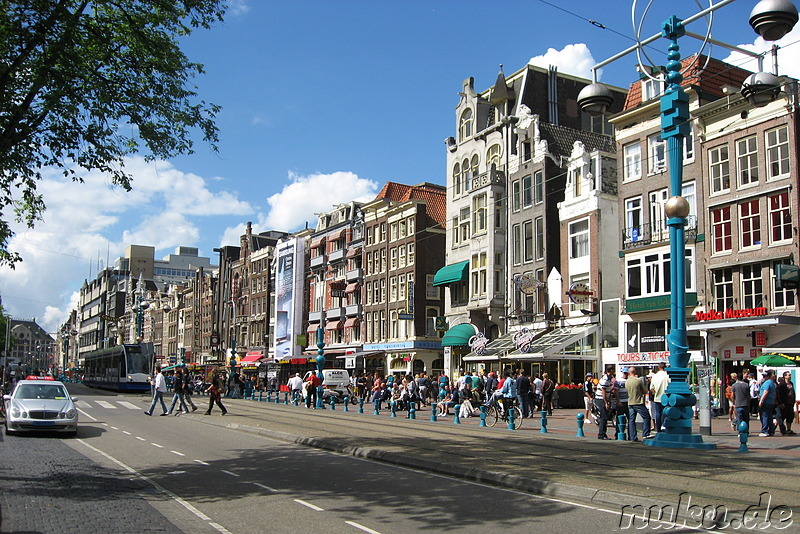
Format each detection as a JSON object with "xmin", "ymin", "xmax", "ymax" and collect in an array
[
  {"xmin": 642, "ymin": 75, "xmax": 665, "ymax": 101},
  {"xmin": 459, "ymin": 109, "xmax": 473, "ymax": 141}
]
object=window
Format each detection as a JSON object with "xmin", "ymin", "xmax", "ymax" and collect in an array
[
  {"xmin": 649, "ymin": 188, "xmax": 668, "ymax": 241},
  {"xmin": 462, "ymin": 158, "xmax": 470, "ymax": 192},
  {"xmin": 625, "ymin": 249, "xmax": 695, "ymax": 298},
  {"xmin": 380, "ymin": 249, "xmax": 387, "ymax": 272},
  {"xmin": 773, "ymin": 260, "xmax": 796, "ymax": 310},
  {"xmin": 511, "ymin": 180, "xmax": 521, "ymax": 212},
  {"xmin": 407, "ymin": 216, "xmax": 415, "ymax": 236},
  {"xmin": 471, "ymin": 155, "xmax": 479, "ymax": 180},
  {"xmin": 390, "ymin": 248, "xmax": 397, "ymax": 269},
  {"xmin": 742, "ymin": 263, "xmax": 763, "ymax": 308},
  {"xmin": 471, "ymin": 252, "xmax": 487, "ymax": 296},
  {"xmin": 398, "ymin": 245, "xmax": 406, "ymax": 267},
  {"xmin": 572, "ymin": 167, "xmax": 583, "ymax": 197},
  {"xmin": 523, "ymin": 221, "xmax": 533, "ymax": 262},
  {"xmin": 534, "ymin": 170, "xmax": 544, "ymax": 204},
  {"xmin": 769, "ymin": 192, "xmax": 791, "ymax": 243},
  {"xmin": 453, "ymin": 163, "xmax": 461, "ymax": 195},
  {"xmin": 534, "ymin": 217, "xmax": 544, "ymax": 260},
  {"xmin": 643, "ymin": 76, "xmax": 665, "ymax": 100},
  {"xmin": 737, "ymin": 136, "xmax": 759, "ymax": 187},
  {"xmin": 487, "ymin": 144, "xmax": 502, "ymax": 169},
  {"xmin": 522, "ymin": 175, "xmax": 533, "ymax": 207},
  {"xmin": 683, "ymin": 130, "xmax": 694, "ymax": 162},
  {"xmin": 379, "ymin": 223, "xmax": 387, "ymax": 242},
  {"xmin": 708, "ymin": 145, "xmax": 730, "ymax": 193},
  {"xmin": 408, "ymin": 243, "xmax": 415, "ymax": 265},
  {"xmin": 627, "ymin": 258, "xmax": 642, "ymax": 297},
  {"xmin": 569, "ymin": 219, "xmax": 590, "ymax": 259},
  {"xmin": 459, "ymin": 207, "xmax": 470, "ymax": 242},
  {"xmin": 713, "ymin": 269, "xmax": 734, "ymax": 311},
  {"xmin": 399, "ymin": 220, "xmax": 407, "ymax": 238},
  {"xmin": 459, "ymin": 109, "xmax": 473, "ymax": 141},
  {"xmin": 451, "ymin": 216, "xmax": 459, "ymax": 247},
  {"xmin": 472, "ymin": 194, "xmax": 487, "ymax": 234},
  {"xmin": 711, "ymin": 206, "xmax": 732, "ymax": 254},
  {"xmin": 390, "ymin": 276, "xmax": 397, "ymax": 301},
  {"xmin": 390, "ymin": 223, "xmax": 398, "ymax": 241},
  {"xmin": 739, "ymin": 200, "xmax": 761, "ymax": 249},
  {"xmin": 682, "ymin": 181, "xmax": 697, "ymax": 220},
  {"xmin": 766, "ymin": 126, "xmax": 789, "ymax": 179},
  {"xmin": 625, "ymin": 197, "xmax": 643, "ymax": 243},
  {"xmin": 380, "ymin": 279, "xmax": 386, "ymax": 303},
  {"xmin": 399, "ymin": 275, "xmax": 406, "ymax": 301},
  {"xmin": 512, "ymin": 224, "xmax": 521, "ymax": 265},
  {"xmin": 623, "ymin": 142, "xmax": 642, "ymax": 181},
  {"xmin": 648, "ymin": 135, "xmax": 666, "ymax": 174}
]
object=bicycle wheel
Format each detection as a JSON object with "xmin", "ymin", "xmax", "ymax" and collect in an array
[
  {"xmin": 512, "ymin": 407, "xmax": 523, "ymax": 429},
  {"xmin": 485, "ymin": 405, "xmax": 499, "ymax": 427}
]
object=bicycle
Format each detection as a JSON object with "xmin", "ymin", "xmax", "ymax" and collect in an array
[{"xmin": 484, "ymin": 399, "xmax": 523, "ymax": 429}]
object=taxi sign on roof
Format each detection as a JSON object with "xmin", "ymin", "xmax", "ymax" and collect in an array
[{"xmin": 25, "ymin": 375, "xmax": 55, "ymax": 380}]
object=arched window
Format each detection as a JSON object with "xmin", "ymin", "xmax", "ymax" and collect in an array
[
  {"xmin": 487, "ymin": 144, "xmax": 502, "ymax": 169},
  {"xmin": 453, "ymin": 163, "xmax": 461, "ymax": 195},
  {"xmin": 471, "ymin": 155, "xmax": 480, "ymax": 178},
  {"xmin": 459, "ymin": 109, "xmax": 473, "ymax": 141},
  {"xmin": 462, "ymin": 158, "xmax": 470, "ymax": 192}
]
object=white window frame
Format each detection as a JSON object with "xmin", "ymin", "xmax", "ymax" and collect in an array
[
  {"xmin": 766, "ymin": 126, "xmax": 790, "ymax": 180},
  {"xmin": 736, "ymin": 135, "xmax": 759, "ymax": 188},
  {"xmin": 648, "ymin": 135, "xmax": 666, "ymax": 174},
  {"xmin": 623, "ymin": 142, "xmax": 642, "ymax": 182},
  {"xmin": 769, "ymin": 192, "xmax": 792, "ymax": 244},
  {"xmin": 568, "ymin": 218, "xmax": 590, "ymax": 259},
  {"xmin": 709, "ymin": 144, "xmax": 731, "ymax": 194},
  {"xmin": 739, "ymin": 199, "xmax": 761, "ymax": 250}
]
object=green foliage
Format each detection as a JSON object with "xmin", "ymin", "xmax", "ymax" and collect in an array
[{"xmin": 0, "ymin": 0, "xmax": 225, "ymax": 266}]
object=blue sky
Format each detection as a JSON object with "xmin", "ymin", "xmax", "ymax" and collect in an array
[{"xmin": 2, "ymin": 0, "xmax": 796, "ymax": 333}]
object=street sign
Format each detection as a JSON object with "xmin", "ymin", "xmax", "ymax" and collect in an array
[
  {"xmin": 169, "ymin": 356, "xmax": 177, "ymax": 364},
  {"xmin": 399, "ymin": 313, "xmax": 414, "ymax": 320}
]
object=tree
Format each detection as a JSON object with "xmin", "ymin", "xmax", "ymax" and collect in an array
[{"xmin": 0, "ymin": 1, "xmax": 225, "ymax": 266}]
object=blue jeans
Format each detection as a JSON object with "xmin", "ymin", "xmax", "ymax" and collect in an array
[
  {"xmin": 628, "ymin": 404, "xmax": 651, "ymax": 440},
  {"xmin": 759, "ymin": 403, "xmax": 776, "ymax": 435},
  {"xmin": 651, "ymin": 402, "xmax": 664, "ymax": 431},
  {"xmin": 734, "ymin": 406, "xmax": 749, "ymax": 433},
  {"xmin": 594, "ymin": 398, "xmax": 609, "ymax": 438},
  {"xmin": 147, "ymin": 390, "xmax": 168, "ymax": 415},
  {"xmin": 168, "ymin": 392, "xmax": 189, "ymax": 414},
  {"xmin": 518, "ymin": 394, "xmax": 531, "ymax": 418}
]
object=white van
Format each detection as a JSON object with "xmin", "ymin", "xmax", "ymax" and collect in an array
[{"xmin": 303, "ymin": 369, "xmax": 351, "ymax": 392}]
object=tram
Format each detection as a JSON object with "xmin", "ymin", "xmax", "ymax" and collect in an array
[{"xmin": 82, "ymin": 343, "xmax": 154, "ymax": 392}]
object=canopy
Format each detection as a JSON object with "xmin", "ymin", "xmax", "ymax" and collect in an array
[
  {"xmin": 441, "ymin": 323, "xmax": 479, "ymax": 347},
  {"xmin": 239, "ymin": 354, "xmax": 262, "ymax": 364},
  {"xmin": 750, "ymin": 353, "xmax": 797, "ymax": 367},
  {"xmin": 433, "ymin": 261, "xmax": 469, "ymax": 286}
]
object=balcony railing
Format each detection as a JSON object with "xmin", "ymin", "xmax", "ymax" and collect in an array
[
  {"xmin": 328, "ymin": 249, "xmax": 346, "ymax": 262},
  {"xmin": 310, "ymin": 256, "xmax": 325, "ymax": 268},
  {"xmin": 326, "ymin": 307, "xmax": 345, "ymax": 320},
  {"xmin": 622, "ymin": 216, "xmax": 697, "ymax": 251},
  {"xmin": 470, "ymin": 169, "xmax": 504, "ymax": 191},
  {"xmin": 345, "ymin": 303, "xmax": 362, "ymax": 316},
  {"xmin": 346, "ymin": 268, "xmax": 362, "ymax": 281}
]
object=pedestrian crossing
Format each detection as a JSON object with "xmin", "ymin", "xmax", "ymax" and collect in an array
[{"xmin": 75, "ymin": 400, "xmax": 142, "ymax": 410}]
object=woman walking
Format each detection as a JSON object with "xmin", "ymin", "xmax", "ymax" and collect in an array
[{"xmin": 204, "ymin": 370, "xmax": 228, "ymax": 415}]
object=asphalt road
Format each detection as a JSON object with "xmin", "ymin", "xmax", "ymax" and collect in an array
[{"xmin": 0, "ymin": 384, "xmax": 709, "ymax": 533}]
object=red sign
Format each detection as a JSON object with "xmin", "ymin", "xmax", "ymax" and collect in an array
[
  {"xmin": 754, "ymin": 332, "xmax": 767, "ymax": 347},
  {"xmin": 695, "ymin": 307, "xmax": 768, "ymax": 321}
]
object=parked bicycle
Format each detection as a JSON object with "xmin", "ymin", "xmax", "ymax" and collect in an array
[{"xmin": 484, "ymin": 399, "xmax": 523, "ymax": 429}]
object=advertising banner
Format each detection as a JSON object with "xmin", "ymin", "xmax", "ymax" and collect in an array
[{"xmin": 274, "ymin": 238, "xmax": 305, "ymax": 360}]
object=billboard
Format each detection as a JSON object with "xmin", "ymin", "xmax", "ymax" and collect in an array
[{"xmin": 274, "ymin": 238, "xmax": 305, "ymax": 360}]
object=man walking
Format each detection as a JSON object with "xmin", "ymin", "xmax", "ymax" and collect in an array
[
  {"xmin": 758, "ymin": 370, "xmax": 778, "ymax": 437},
  {"xmin": 541, "ymin": 373, "xmax": 555, "ymax": 416},
  {"xmin": 730, "ymin": 373, "xmax": 751, "ymax": 433},
  {"xmin": 626, "ymin": 367, "xmax": 651, "ymax": 441},
  {"xmin": 515, "ymin": 369, "xmax": 532, "ymax": 418},
  {"xmin": 287, "ymin": 372, "xmax": 303, "ymax": 403},
  {"xmin": 649, "ymin": 362, "xmax": 670, "ymax": 432},
  {"xmin": 167, "ymin": 367, "xmax": 190, "ymax": 415},
  {"xmin": 777, "ymin": 371, "xmax": 796, "ymax": 435},
  {"xmin": 594, "ymin": 367, "xmax": 614, "ymax": 439},
  {"xmin": 145, "ymin": 364, "xmax": 169, "ymax": 416}
]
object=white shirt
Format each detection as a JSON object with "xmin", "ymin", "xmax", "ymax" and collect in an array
[
  {"xmin": 153, "ymin": 372, "xmax": 167, "ymax": 393},
  {"xmin": 288, "ymin": 376, "xmax": 303, "ymax": 390},
  {"xmin": 650, "ymin": 370, "xmax": 670, "ymax": 402},
  {"xmin": 533, "ymin": 377, "xmax": 543, "ymax": 395}
]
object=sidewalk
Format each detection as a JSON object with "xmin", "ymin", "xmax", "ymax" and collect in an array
[{"xmin": 181, "ymin": 395, "xmax": 800, "ymax": 523}]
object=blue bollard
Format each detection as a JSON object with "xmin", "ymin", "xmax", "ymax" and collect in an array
[
  {"xmin": 738, "ymin": 420, "xmax": 750, "ymax": 452},
  {"xmin": 343, "ymin": 396, "xmax": 349, "ymax": 412},
  {"xmin": 258, "ymin": 391, "xmax": 263, "ymax": 402},
  {"xmin": 576, "ymin": 412, "xmax": 585, "ymax": 437},
  {"xmin": 616, "ymin": 414, "xmax": 627, "ymax": 440},
  {"xmin": 373, "ymin": 402, "xmax": 380, "ymax": 416},
  {"xmin": 409, "ymin": 401, "xmax": 416, "ymax": 420},
  {"xmin": 431, "ymin": 405, "xmax": 437, "ymax": 422},
  {"xmin": 453, "ymin": 404, "xmax": 461, "ymax": 424},
  {"xmin": 391, "ymin": 400, "xmax": 397, "ymax": 418},
  {"xmin": 539, "ymin": 410, "xmax": 547, "ymax": 433},
  {"xmin": 329, "ymin": 397, "xmax": 336, "ymax": 410},
  {"xmin": 267, "ymin": 391, "xmax": 272, "ymax": 402},
  {"xmin": 507, "ymin": 406, "xmax": 517, "ymax": 430},
  {"xmin": 359, "ymin": 397, "xmax": 365, "ymax": 414},
  {"xmin": 479, "ymin": 405, "xmax": 487, "ymax": 427}
]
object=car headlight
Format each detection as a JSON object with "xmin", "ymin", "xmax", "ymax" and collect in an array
[
  {"xmin": 65, "ymin": 409, "xmax": 77, "ymax": 419},
  {"xmin": 10, "ymin": 406, "xmax": 21, "ymax": 418}
]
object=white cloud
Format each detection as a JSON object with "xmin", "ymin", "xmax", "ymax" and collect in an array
[
  {"xmin": 262, "ymin": 171, "xmax": 379, "ymax": 231},
  {"xmin": 227, "ymin": 0, "xmax": 250, "ymax": 17},
  {"xmin": 0, "ymin": 157, "xmax": 253, "ymax": 334},
  {"xmin": 723, "ymin": 25, "xmax": 800, "ymax": 80},
  {"xmin": 529, "ymin": 43, "xmax": 598, "ymax": 80}
]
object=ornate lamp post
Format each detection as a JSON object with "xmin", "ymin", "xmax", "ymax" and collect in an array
[{"xmin": 578, "ymin": 0, "xmax": 798, "ymax": 449}]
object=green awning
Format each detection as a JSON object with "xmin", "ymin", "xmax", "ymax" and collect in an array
[
  {"xmin": 433, "ymin": 260, "xmax": 469, "ymax": 286},
  {"xmin": 441, "ymin": 323, "xmax": 479, "ymax": 347}
]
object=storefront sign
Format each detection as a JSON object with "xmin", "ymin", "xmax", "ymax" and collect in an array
[
  {"xmin": 567, "ymin": 282, "xmax": 593, "ymax": 305},
  {"xmin": 694, "ymin": 307, "xmax": 768, "ymax": 321},
  {"xmin": 517, "ymin": 274, "xmax": 542, "ymax": 295},
  {"xmin": 616, "ymin": 352, "xmax": 670, "ymax": 363},
  {"xmin": 468, "ymin": 332, "xmax": 489, "ymax": 355},
  {"xmin": 329, "ymin": 281, "xmax": 347, "ymax": 298},
  {"xmin": 513, "ymin": 329, "xmax": 537, "ymax": 353}
]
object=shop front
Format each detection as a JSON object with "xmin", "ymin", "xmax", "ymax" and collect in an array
[{"xmin": 362, "ymin": 341, "xmax": 443, "ymax": 378}]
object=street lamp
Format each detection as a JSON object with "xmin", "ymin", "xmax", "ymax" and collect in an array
[{"xmin": 577, "ymin": 0, "xmax": 797, "ymax": 449}]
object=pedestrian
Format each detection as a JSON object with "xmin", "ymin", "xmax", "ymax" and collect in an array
[
  {"xmin": 145, "ymin": 364, "xmax": 169, "ymax": 416},
  {"xmin": 595, "ymin": 367, "xmax": 614, "ymax": 440},
  {"xmin": 183, "ymin": 370, "xmax": 198, "ymax": 412},
  {"xmin": 371, "ymin": 380, "xmax": 386, "ymax": 411},
  {"xmin": 541, "ymin": 372, "xmax": 555, "ymax": 415},
  {"xmin": 730, "ymin": 373, "xmax": 750, "ymax": 433},
  {"xmin": 499, "ymin": 370, "xmax": 517, "ymax": 417},
  {"xmin": 725, "ymin": 375, "xmax": 736, "ymax": 430},
  {"xmin": 167, "ymin": 367, "xmax": 190, "ymax": 415},
  {"xmin": 204, "ymin": 370, "xmax": 227, "ymax": 415},
  {"xmin": 515, "ymin": 369, "xmax": 532, "ymax": 418},
  {"xmin": 583, "ymin": 373, "xmax": 595, "ymax": 422},
  {"xmin": 532, "ymin": 373, "xmax": 543, "ymax": 412},
  {"xmin": 626, "ymin": 367, "xmax": 651, "ymax": 441},
  {"xmin": 305, "ymin": 370, "xmax": 321, "ymax": 408},
  {"xmin": 616, "ymin": 368, "xmax": 629, "ymax": 420},
  {"xmin": 748, "ymin": 373, "xmax": 760, "ymax": 416},
  {"xmin": 649, "ymin": 362, "xmax": 670, "ymax": 432},
  {"xmin": 777, "ymin": 371, "xmax": 796, "ymax": 435},
  {"xmin": 287, "ymin": 372, "xmax": 304, "ymax": 403},
  {"xmin": 758, "ymin": 370, "xmax": 777, "ymax": 437}
]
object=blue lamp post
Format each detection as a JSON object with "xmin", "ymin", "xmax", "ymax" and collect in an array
[
  {"xmin": 316, "ymin": 325, "xmax": 326, "ymax": 409},
  {"xmin": 578, "ymin": 0, "xmax": 798, "ymax": 449}
]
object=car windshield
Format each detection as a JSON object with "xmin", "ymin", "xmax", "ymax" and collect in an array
[{"xmin": 16, "ymin": 384, "xmax": 68, "ymax": 400}]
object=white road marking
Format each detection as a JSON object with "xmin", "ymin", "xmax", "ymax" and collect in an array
[
  {"xmin": 171, "ymin": 450, "xmax": 185, "ymax": 457},
  {"xmin": 117, "ymin": 401, "xmax": 139, "ymax": 409},
  {"xmin": 345, "ymin": 521, "xmax": 382, "ymax": 534},
  {"xmin": 221, "ymin": 470, "xmax": 239, "ymax": 477},
  {"xmin": 252, "ymin": 482, "xmax": 277, "ymax": 492},
  {"xmin": 96, "ymin": 400, "xmax": 116, "ymax": 409},
  {"xmin": 74, "ymin": 400, "xmax": 91, "ymax": 409},
  {"xmin": 76, "ymin": 408, "xmax": 96, "ymax": 421},
  {"xmin": 110, "ymin": 426, "xmax": 118, "ymax": 430},
  {"xmin": 151, "ymin": 443, "xmax": 164, "ymax": 448},
  {"xmin": 136, "ymin": 437, "xmax": 146, "ymax": 441},
  {"xmin": 122, "ymin": 431, "xmax": 131, "ymax": 435},
  {"xmin": 76, "ymin": 440, "xmax": 232, "ymax": 534},
  {"xmin": 294, "ymin": 499, "xmax": 323, "ymax": 511},
  {"xmin": 194, "ymin": 459, "xmax": 209, "ymax": 466}
]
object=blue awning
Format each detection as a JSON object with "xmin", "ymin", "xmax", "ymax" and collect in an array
[
  {"xmin": 441, "ymin": 323, "xmax": 479, "ymax": 347},
  {"xmin": 433, "ymin": 261, "xmax": 469, "ymax": 286}
]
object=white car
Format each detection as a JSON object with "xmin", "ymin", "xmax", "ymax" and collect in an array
[{"xmin": 3, "ymin": 377, "xmax": 78, "ymax": 437}]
